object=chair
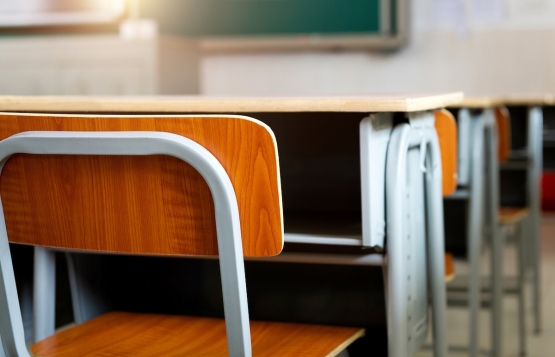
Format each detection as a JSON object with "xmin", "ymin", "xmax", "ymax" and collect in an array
[{"xmin": 0, "ymin": 114, "xmax": 364, "ymax": 357}]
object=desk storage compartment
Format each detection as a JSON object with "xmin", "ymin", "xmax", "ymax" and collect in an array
[
  {"xmin": 500, "ymin": 169, "xmax": 527, "ymax": 207},
  {"xmin": 443, "ymin": 199, "xmax": 469, "ymax": 257},
  {"xmin": 253, "ymin": 113, "xmax": 365, "ymax": 246},
  {"xmin": 507, "ymin": 106, "xmax": 529, "ymax": 151}
]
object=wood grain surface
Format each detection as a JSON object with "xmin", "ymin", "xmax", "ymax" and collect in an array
[
  {"xmin": 444, "ymin": 253, "xmax": 455, "ymax": 283},
  {"xmin": 495, "ymin": 106, "xmax": 511, "ymax": 163},
  {"xmin": 31, "ymin": 311, "xmax": 365, "ymax": 357},
  {"xmin": 434, "ymin": 109, "xmax": 458, "ymax": 196},
  {"xmin": 0, "ymin": 114, "xmax": 283, "ymax": 257},
  {"xmin": 498, "ymin": 207, "xmax": 529, "ymax": 225},
  {"xmin": 454, "ymin": 94, "xmax": 554, "ymax": 108},
  {"xmin": 0, "ymin": 93, "xmax": 463, "ymax": 113},
  {"xmin": 453, "ymin": 97, "xmax": 501, "ymax": 109},
  {"xmin": 498, "ymin": 93, "xmax": 554, "ymax": 106}
]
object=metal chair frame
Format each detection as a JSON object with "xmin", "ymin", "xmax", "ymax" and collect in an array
[
  {"xmin": 0, "ymin": 131, "xmax": 250, "ymax": 357},
  {"xmin": 386, "ymin": 112, "xmax": 448, "ymax": 357}
]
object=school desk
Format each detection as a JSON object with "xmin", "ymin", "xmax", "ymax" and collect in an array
[{"xmin": 0, "ymin": 93, "xmax": 463, "ymax": 357}]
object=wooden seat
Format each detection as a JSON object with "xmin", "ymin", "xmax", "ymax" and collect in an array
[
  {"xmin": 434, "ymin": 109, "xmax": 458, "ymax": 196},
  {"xmin": 499, "ymin": 207, "xmax": 529, "ymax": 225},
  {"xmin": 495, "ymin": 106, "xmax": 511, "ymax": 163},
  {"xmin": 32, "ymin": 312, "xmax": 364, "ymax": 357},
  {"xmin": 444, "ymin": 253, "xmax": 455, "ymax": 283}
]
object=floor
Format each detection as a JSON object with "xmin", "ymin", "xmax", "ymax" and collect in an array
[{"xmin": 416, "ymin": 214, "xmax": 555, "ymax": 357}]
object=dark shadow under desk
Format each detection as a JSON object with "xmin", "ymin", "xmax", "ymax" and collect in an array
[{"xmin": 67, "ymin": 252, "xmax": 388, "ymax": 356}]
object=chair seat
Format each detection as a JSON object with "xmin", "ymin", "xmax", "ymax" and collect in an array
[
  {"xmin": 445, "ymin": 253, "xmax": 456, "ymax": 283},
  {"xmin": 498, "ymin": 207, "xmax": 529, "ymax": 225},
  {"xmin": 32, "ymin": 312, "xmax": 365, "ymax": 357}
]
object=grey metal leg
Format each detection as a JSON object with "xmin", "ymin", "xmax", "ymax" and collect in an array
[
  {"xmin": 0, "ymin": 338, "xmax": 6, "ymax": 357},
  {"xmin": 426, "ymin": 129, "xmax": 449, "ymax": 357},
  {"xmin": 517, "ymin": 222, "xmax": 527, "ymax": 356},
  {"xmin": 532, "ymin": 219, "xmax": 541, "ymax": 335},
  {"xmin": 385, "ymin": 123, "xmax": 411, "ymax": 357},
  {"xmin": 527, "ymin": 107, "xmax": 543, "ymax": 334},
  {"xmin": 486, "ymin": 118, "xmax": 503, "ymax": 357},
  {"xmin": 0, "ymin": 196, "xmax": 31, "ymax": 356},
  {"xmin": 65, "ymin": 253, "xmax": 117, "ymax": 324},
  {"xmin": 468, "ymin": 115, "xmax": 486, "ymax": 357},
  {"xmin": 33, "ymin": 247, "xmax": 56, "ymax": 342},
  {"xmin": 336, "ymin": 349, "xmax": 350, "ymax": 357},
  {"xmin": 407, "ymin": 146, "xmax": 427, "ymax": 356},
  {"xmin": 386, "ymin": 117, "xmax": 448, "ymax": 357},
  {"xmin": 491, "ymin": 222, "xmax": 505, "ymax": 357}
]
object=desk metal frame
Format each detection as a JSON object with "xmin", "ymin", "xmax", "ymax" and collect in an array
[{"xmin": 386, "ymin": 113, "xmax": 448, "ymax": 357}]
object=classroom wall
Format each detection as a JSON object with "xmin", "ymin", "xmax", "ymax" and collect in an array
[{"xmin": 200, "ymin": 0, "xmax": 555, "ymax": 96}]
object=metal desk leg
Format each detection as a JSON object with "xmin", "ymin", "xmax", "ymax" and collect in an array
[
  {"xmin": 426, "ymin": 128, "xmax": 449, "ymax": 357},
  {"xmin": 33, "ymin": 247, "xmax": 56, "ymax": 342},
  {"xmin": 527, "ymin": 106, "xmax": 543, "ymax": 334},
  {"xmin": 0, "ymin": 339, "xmax": 5, "ymax": 357},
  {"xmin": 517, "ymin": 222, "xmax": 527, "ymax": 356},
  {"xmin": 491, "ymin": 222, "xmax": 505, "ymax": 357},
  {"xmin": 386, "ymin": 123, "xmax": 411, "ymax": 357},
  {"xmin": 386, "ymin": 119, "xmax": 447, "ymax": 357},
  {"xmin": 486, "ymin": 116, "xmax": 503, "ymax": 357},
  {"xmin": 66, "ymin": 253, "xmax": 111, "ymax": 324},
  {"xmin": 468, "ymin": 115, "xmax": 486, "ymax": 357}
]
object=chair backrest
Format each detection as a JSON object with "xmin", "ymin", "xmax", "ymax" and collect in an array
[
  {"xmin": 495, "ymin": 106, "xmax": 511, "ymax": 163},
  {"xmin": 434, "ymin": 109, "xmax": 458, "ymax": 196},
  {"xmin": 0, "ymin": 114, "xmax": 283, "ymax": 357},
  {"xmin": 0, "ymin": 114, "xmax": 283, "ymax": 257}
]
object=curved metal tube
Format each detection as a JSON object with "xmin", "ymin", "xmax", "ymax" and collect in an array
[
  {"xmin": 386, "ymin": 121, "xmax": 448, "ymax": 357},
  {"xmin": 425, "ymin": 129, "xmax": 449, "ymax": 357},
  {"xmin": 0, "ymin": 131, "xmax": 251, "ymax": 357},
  {"xmin": 386, "ymin": 123, "xmax": 411, "ymax": 357}
]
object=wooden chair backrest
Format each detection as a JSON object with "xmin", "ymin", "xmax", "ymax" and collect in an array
[
  {"xmin": 0, "ymin": 114, "xmax": 283, "ymax": 257},
  {"xmin": 495, "ymin": 106, "xmax": 511, "ymax": 163},
  {"xmin": 434, "ymin": 109, "xmax": 458, "ymax": 196}
]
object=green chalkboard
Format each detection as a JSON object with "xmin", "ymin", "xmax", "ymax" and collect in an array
[{"xmin": 140, "ymin": 0, "xmax": 395, "ymax": 37}]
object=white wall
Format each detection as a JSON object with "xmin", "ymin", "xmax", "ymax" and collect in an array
[
  {"xmin": 0, "ymin": 35, "xmax": 158, "ymax": 95},
  {"xmin": 201, "ymin": 0, "xmax": 555, "ymax": 96},
  {"xmin": 0, "ymin": 35, "xmax": 200, "ymax": 96}
]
